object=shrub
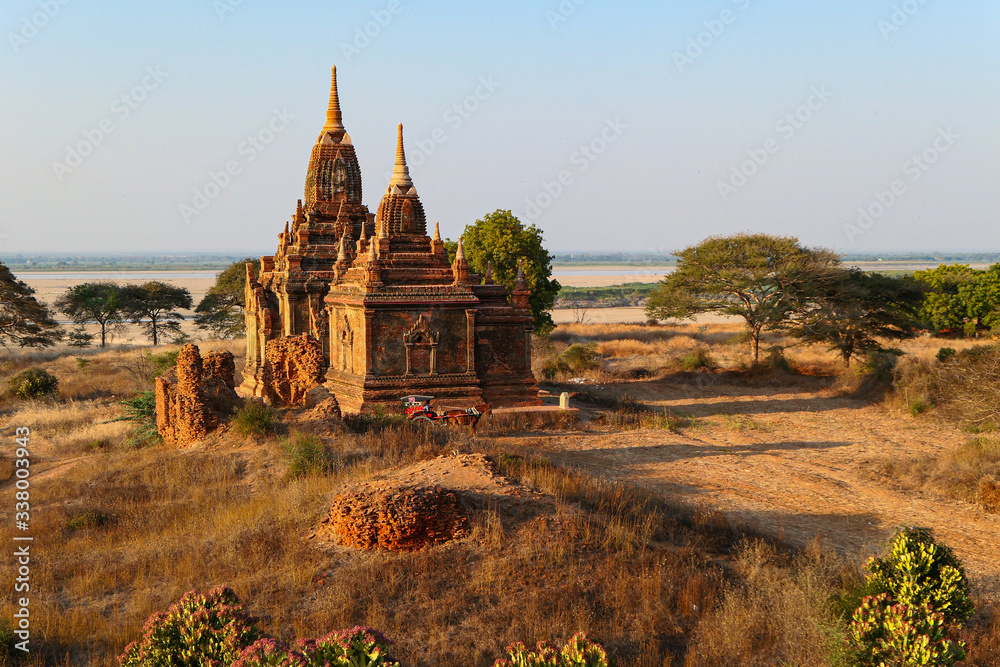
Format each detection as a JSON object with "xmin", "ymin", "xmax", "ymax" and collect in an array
[
  {"xmin": 68, "ymin": 328, "xmax": 94, "ymax": 348},
  {"xmin": 284, "ymin": 433, "xmax": 332, "ymax": 479},
  {"xmin": 64, "ymin": 509, "xmax": 110, "ymax": 532},
  {"xmin": 118, "ymin": 586, "xmax": 263, "ymax": 667},
  {"xmin": 297, "ymin": 627, "xmax": 399, "ymax": 666},
  {"xmin": 937, "ymin": 347, "xmax": 958, "ymax": 363},
  {"xmin": 232, "ymin": 639, "xmax": 308, "ymax": 667},
  {"xmin": 108, "ymin": 391, "xmax": 160, "ymax": 448},
  {"xmin": 849, "ymin": 527, "xmax": 973, "ymax": 666},
  {"xmin": 7, "ymin": 367, "xmax": 59, "ymax": 399},
  {"xmin": 493, "ymin": 633, "xmax": 609, "ymax": 667},
  {"xmin": 562, "ymin": 343, "xmax": 600, "ymax": 372},
  {"xmin": 232, "ymin": 401, "xmax": 276, "ymax": 437},
  {"xmin": 681, "ymin": 347, "xmax": 714, "ymax": 371}
]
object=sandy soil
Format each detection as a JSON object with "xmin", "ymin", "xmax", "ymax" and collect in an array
[{"xmin": 499, "ymin": 381, "xmax": 1000, "ymax": 587}]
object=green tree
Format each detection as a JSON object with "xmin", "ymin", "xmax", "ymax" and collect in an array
[
  {"xmin": 0, "ymin": 262, "xmax": 61, "ymax": 348},
  {"xmin": 958, "ymin": 263, "xmax": 1000, "ymax": 335},
  {"xmin": 55, "ymin": 282, "xmax": 126, "ymax": 348},
  {"xmin": 913, "ymin": 264, "xmax": 980, "ymax": 333},
  {"xmin": 195, "ymin": 258, "xmax": 261, "ymax": 339},
  {"xmin": 645, "ymin": 233, "xmax": 840, "ymax": 363},
  {"xmin": 455, "ymin": 210, "xmax": 560, "ymax": 333},
  {"xmin": 121, "ymin": 281, "xmax": 193, "ymax": 346},
  {"xmin": 787, "ymin": 270, "xmax": 925, "ymax": 366}
]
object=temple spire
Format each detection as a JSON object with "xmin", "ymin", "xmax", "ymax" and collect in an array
[
  {"xmin": 456, "ymin": 237, "xmax": 465, "ymax": 261},
  {"xmin": 322, "ymin": 66, "xmax": 345, "ymax": 136},
  {"xmin": 433, "ymin": 222, "xmax": 441, "ymax": 241},
  {"xmin": 388, "ymin": 123, "xmax": 413, "ymax": 189}
]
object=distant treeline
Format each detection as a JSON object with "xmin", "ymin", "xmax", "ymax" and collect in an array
[
  {"xmin": 555, "ymin": 282, "xmax": 658, "ymax": 308},
  {"xmin": 0, "ymin": 253, "xmax": 254, "ymax": 271}
]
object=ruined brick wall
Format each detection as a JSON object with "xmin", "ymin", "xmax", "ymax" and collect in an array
[
  {"xmin": 156, "ymin": 344, "xmax": 216, "ymax": 447},
  {"xmin": 264, "ymin": 334, "xmax": 326, "ymax": 405},
  {"xmin": 156, "ymin": 346, "xmax": 243, "ymax": 447},
  {"xmin": 320, "ymin": 483, "xmax": 468, "ymax": 551}
]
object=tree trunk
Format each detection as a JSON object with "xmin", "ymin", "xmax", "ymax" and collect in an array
[
  {"xmin": 750, "ymin": 328, "xmax": 761, "ymax": 364},
  {"xmin": 100, "ymin": 322, "xmax": 107, "ymax": 348},
  {"xmin": 151, "ymin": 315, "xmax": 158, "ymax": 346}
]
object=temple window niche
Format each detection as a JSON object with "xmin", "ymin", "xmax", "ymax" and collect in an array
[{"xmin": 404, "ymin": 315, "xmax": 438, "ymax": 376}]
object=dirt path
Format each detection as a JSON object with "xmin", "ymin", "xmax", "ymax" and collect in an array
[{"xmin": 508, "ymin": 382, "xmax": 1000, "ymax": 587}]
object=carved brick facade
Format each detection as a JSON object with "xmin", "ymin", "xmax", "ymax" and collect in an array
[{"xmin": 241, "ymin": 67, "xmax": 540, "ymax": 413}]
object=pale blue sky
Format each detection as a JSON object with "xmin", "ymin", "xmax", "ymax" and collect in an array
[{"xmin": 1, "ymin": 0, "xmax": 997, "ymax": 254}]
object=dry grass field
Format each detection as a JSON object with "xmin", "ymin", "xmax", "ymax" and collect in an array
[{"xmin": 1, "ymin": 323, "xmax": 1000, "ymax": 665}]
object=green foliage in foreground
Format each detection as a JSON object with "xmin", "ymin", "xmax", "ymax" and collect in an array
[
  {"xmin": 232, "ymin": 401, "xmax": 276, "ymax": 437},
  {"xmin": 7, "ymin": 367, "xmax": 59, "ymax": 399},
  {"xmin": 850, "ymin": 527, "xmax": 973, "ymax": 666},
  {"xmin": 120, "ymin": 587, "xmax": 606, "ymax": 667},
  {"xmin": 493, "ymin": 633, "xmax": 609, "ymax": 667}
]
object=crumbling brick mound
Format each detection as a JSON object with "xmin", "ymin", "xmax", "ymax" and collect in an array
[
  {"xmin": 202, "ymin": 351, "xmax": 242, "ymax": 415},
  {"xmin": 156, "ymin": 345, "xmax": 244, "ymax": 447},
  {"xmin": 156, "ymin": 344, "xmax": 216, "ymax": 447},
  {"xmin": 320, "ymin": 482, "xmax": 468, "ymax": 551},
  {"xmin": 203, "ymin": 350, "xmax": 236, "ymax": 389},
  {"xmin": 265, "ymin": 334, "xmax": 325, "ymax": 405}
]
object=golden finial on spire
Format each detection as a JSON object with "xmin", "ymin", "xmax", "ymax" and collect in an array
[
  {"xmin": 433, "ymin": 222, "xmax": 441, "ymax": 241},
  {"xmin": 323, "ymin": 66, "xmax": 345, "ymax": 135},
  {"xmin": 388, "ymin": 123, "xmax": 414, "ymax": 189}
]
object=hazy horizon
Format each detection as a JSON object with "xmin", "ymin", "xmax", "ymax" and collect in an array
[{"xmin": 2, "ymin": 1, "xmax": 997, "ymax": 256}]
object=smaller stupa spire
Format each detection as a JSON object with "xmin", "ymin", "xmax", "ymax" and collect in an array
[
  {"xmin": 323, "ymin": 66, "xmax": 345, "ymax": 136},
  {"xmin": 433, "ymin": 222, "xmax": 441, "ymax": 241},
  {"xmin": 515, "ymin": 260, "xmax": 526, "ymax": 290},
  {"xmin": 388, "ymin": 123, "xmax": 413, "ymax": 189},
  {"xmin": 455, "ymin": 237, "xmax": 466, "ymax": 261},
  {"xmin": 337, "ymin": 234, "xmax": 347, "ymax": 262},
  {"xmin": 485, "ymin": 260, "xmax": 494, "ymax": 285}
]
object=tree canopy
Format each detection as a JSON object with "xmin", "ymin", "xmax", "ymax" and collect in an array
[
  {"xmin": 452, "ymin": 210, "xmax": 560, "ymax": 333},
  {"xmin": 645, "ymin": 233, "xmax": 841, "ymax": 363},
  {"xmin": 0, "ymin": 262, "xmax": 61, "ymax": 348},
  {"xmin": 785, "ymin": 269, "xmax": 925, "ymax": 366},
  {"xmin": 55, "ymin": 282, "xmax": 127, "ymax": 348},
  {"xmin": 195, "ymin": 258, "xmax": 260, "ymax": 339},
  {"xmin": 121, "ymin": 281, "xmax": 193, "ymax": 345}
]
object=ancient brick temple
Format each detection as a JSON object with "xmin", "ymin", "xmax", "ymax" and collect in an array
[{"xmin": 241, "ymin": 67, "xmax": 541, "ymax": 413}]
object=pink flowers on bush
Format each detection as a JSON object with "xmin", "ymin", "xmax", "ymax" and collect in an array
[
  {"xmin": 493, "ymin": 633, "xmax": 609, "ymax": 667},
  {"xmin": 118, "ymin": 589, "xmax": 398, "ymax": 667}
]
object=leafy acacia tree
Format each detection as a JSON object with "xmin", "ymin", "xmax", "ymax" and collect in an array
[
  {"xmin": 957, "ymin": 263, "xmax": 1000, "ymax": 335},
  {"xmin": 645, "ymin": 233, "xmax": 840, "ymax": 363},
  {"xmin": 451, "ymin": 210, "xmax": 560, "ymax": 333},
  {"xmin": 121, "ymin": 281, "xmax": 193, "ymax": 345},
  {"xmin": 0, "ymin": 262, "xmax": 61, "ymax": 348},
  {"xmin": 55, "ymin": 282, "xmax": 126, "ymax": 348},
  {"xmin": 194, "ymin": 258, "xmax": 260, "ymax": 339},
  {"xmin": 787, "ymin": 270, "xmax": 925, "ymax": 366}
]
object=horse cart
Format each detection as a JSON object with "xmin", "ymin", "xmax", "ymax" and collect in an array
[{"xmin": 401, "ymin": 395, "xmax": 490, "ymax": 433}]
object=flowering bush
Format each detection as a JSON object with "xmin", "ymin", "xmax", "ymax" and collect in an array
[
  {"xmin": 232, "ymin": 639, "xmax": 309, "ymax": 667},
  {"xmin": 852, "ymin": 594, "xmax": 964, "ymax": 666},
  {"xmin": 849, "ymin": 527, "xmax": 974, "ymax": 666},
  {"xmin": 297, "ymin": 626, "xmax": 399, "ymax": 666},
  {"xmin": 493, "ymin": 633, "xmax": 609, "ymax": 667},
  {"xmin": 119, "ymin": 587, "xmax": 263, "ymax": 667}
]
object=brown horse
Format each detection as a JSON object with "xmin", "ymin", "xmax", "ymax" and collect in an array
[{"xmin": 440, "ymin": 403, "xmax": 492, "ymax": 434}]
